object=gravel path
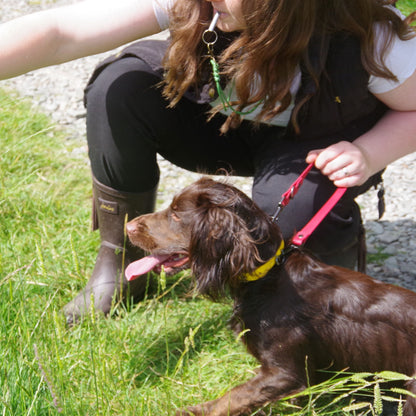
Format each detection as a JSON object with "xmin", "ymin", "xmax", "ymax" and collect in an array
[{"xmin": 2, "ymin": 0, "xmax": 416, "ymax": 289}]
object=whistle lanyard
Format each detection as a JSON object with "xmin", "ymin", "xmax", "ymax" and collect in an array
[{"xmin": 202, "ymin": 15, "xmax": 262, "ymax": 116}]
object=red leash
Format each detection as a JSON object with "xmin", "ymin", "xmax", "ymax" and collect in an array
[
  {"xmin": 272, "ymin": 163, "xmax": 347, "ymax": 247},
  {"xmin": 271, "ymin": 163, "xmax": 314, "ymax": 221},
  {"xmin": 291, "ymin": 186, "xmax": 346, "ymax": 245}
]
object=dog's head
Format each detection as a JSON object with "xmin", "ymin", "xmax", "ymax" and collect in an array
[{"xmin": 126, "ymin": 178, "xmax": 283, "ymax": 299}]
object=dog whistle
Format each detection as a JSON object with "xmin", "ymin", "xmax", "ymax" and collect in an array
[
  {"xmin": 208, "ymin": 12, "xmax": 220, "ymax": 32},
  {"xmin": 203, "ymin": 12, "xmax": 220, "ymax": 46}
]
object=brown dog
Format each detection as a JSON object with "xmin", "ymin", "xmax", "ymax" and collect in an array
[{"xmin": 126, "ymin": 177, "xmax": 416, "ymax": 416}]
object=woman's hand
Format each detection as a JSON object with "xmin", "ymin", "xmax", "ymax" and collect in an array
[
  {"xmin": 308, "ymin": 66, "xmax": 416, "ymax": 188},
  {"xmin": 306, "ymin": 141, "xmax": 373, "ymax": 187}
]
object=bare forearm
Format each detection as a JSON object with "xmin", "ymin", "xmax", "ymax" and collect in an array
[
  {"xmin": 353, "ymin": 110, "xmax": 416, "ymax": 175},
  {"xmin": 0, "ymin": 11, "xmax": 62, "ymax": 79},
  {"xmin": 306, "ymin": 109, "xmax": 416, "ymax": 187},
  {"xmin": 0, "ymin": 0, "xmax": 161, "ymax": 80}
]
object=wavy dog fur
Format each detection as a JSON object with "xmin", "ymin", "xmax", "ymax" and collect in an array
[{"xmin": 126, "ymin": 177, "xmax": 416, "ymax": 416}]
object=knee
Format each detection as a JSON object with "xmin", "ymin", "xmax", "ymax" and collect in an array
[{"xmin": 85, "ymin": 57, "xmax": 160, "ymax": 121}]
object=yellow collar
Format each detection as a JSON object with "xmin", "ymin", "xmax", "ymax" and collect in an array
[{"xmin": 244, "ymin": 240, "xmax": 285, "ymax": 282}]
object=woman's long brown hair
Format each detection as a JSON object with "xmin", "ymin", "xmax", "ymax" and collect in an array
[{"xmin": 162, "ymin": 0, "xmax": 415, "ymax": 132}]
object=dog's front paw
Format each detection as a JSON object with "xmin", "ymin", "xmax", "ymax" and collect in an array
[{"xmin": 175, "ymin": 406, "xmax": 203, "ymax": 416}]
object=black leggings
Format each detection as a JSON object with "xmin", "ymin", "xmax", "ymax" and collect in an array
[
  {"xmin": 85, "ymin": 57, "xmax": 263, "ymax": 191},
  {"xmin": 85, "ymin": 55, "xmax": 374, "ymax": 260}
]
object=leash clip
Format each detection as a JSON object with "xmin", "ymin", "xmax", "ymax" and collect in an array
[{"xmin": 275, "ymin": 244, "xmax": 296, "ymax": 266}]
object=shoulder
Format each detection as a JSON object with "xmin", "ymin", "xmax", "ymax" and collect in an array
[
  {"xmin": 369, "ymin": 32, "xmax": 416, "ymax": 94},
  {"xmin": 373, "ymin": 67, "xmax": 416, "ymax": 110},
  {"xmin": 369, "ymin": 7, "xmax": 416, "ymax": 94},
  {"xmin": 152, "ymin": 0, "xmax": 175, "ymax": 30}
]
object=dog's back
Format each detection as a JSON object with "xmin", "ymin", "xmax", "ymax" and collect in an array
[
  {"xmin": 126, "ymin": 178, "xmax": 416, "ymax": 415},
  {"xmin": 233, "ymin": 249, "xmax": 416, "ymax": 410}
]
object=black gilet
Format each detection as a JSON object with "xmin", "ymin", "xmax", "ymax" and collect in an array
[{"xmin": 85, "ymin": 32, "xmax": 388, "ymax": 143}]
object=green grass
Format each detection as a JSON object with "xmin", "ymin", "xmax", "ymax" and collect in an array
[
  {"xmin": 0, "ymin": 89, "xmax": 255, "ymax": 415},
  {"xmin": 1, "ymin": 2, "xmax": 416, "ymax": 410},
  {"xmin": 398, "ymin": 0, "xmax": 416, "ymax": 16},
  {"xmin": 0, "ymin": 92, "xmax": 412, "ymax": 416}
]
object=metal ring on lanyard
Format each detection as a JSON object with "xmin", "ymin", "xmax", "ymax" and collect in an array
[
  {"xmin": 202, "ymin": 12, "xmax": 220, "ymax": 48},
  {"xmin": 202, "ymin": 29, "xmax": 218, "ymax": 47}
]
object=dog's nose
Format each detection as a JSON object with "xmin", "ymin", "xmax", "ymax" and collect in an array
[
  {"xmin": 126, "ymin": 220, "xmax": 137, "ymax": 235},
  {"xmin": 126, "ymin": 218, "xmax": 148, "ymax": 236}
]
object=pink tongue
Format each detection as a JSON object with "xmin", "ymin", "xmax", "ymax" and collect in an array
[{"xmin": 125, "ymin": 254, "xmax": 170, "ymax": 281}]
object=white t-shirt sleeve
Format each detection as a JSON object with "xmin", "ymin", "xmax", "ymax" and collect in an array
[
  {"xmin": 368, "ymin": 10, "xmax": 416, "ymax": 94},
  {"xmin": 152, "ymin": 0, "xmax": 174, "ymax": 30}
]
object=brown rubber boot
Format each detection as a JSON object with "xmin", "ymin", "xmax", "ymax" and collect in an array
[{"xmin": 63, "ymin": 177, "xmax": 157, "ymax": 325}]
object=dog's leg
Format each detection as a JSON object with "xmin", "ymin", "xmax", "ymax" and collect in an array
[
  {"xmin": 403, "ymin": 377, "xmax": 416, "ymax": 416},
  {"xmin": 176, "ymin": 367, "xmax": 305, "ymax": 416}
]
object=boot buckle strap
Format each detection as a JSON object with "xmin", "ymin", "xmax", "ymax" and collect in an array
[{"xmin": 101, "ymin": 241, "xmax": 125, "ymax": 252}]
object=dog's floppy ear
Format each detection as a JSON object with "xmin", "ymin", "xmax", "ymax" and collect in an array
[{"xmin": 189, "ymin": 190, "xmax": 260, "ymax": 300}]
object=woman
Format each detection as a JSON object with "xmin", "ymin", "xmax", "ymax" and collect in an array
[{"xmin": 1, "ymin": 0, "xmax": 415, "ymax": 324}]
